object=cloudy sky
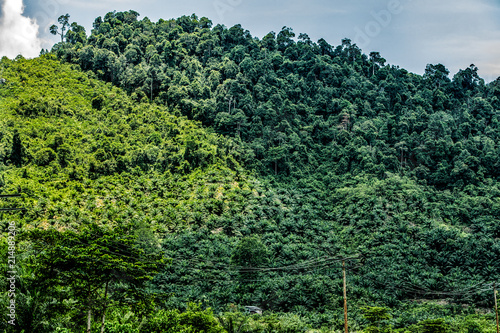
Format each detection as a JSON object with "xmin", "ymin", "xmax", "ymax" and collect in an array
[{"xmin": 1, "ymin": 0, "xmax": 499, "ymax": 81}]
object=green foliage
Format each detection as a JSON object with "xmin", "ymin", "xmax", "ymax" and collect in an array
[
  {"xmin": 231, "ymin": 236, "xmax": 270, "ymax": 268},
  {"xmin": 178, "ymin": 303, "xmax": 226, "ymax": 333},
  {"xmin": 362, "ymin": 306, "xmax": 392, "ymax": 332},
  {"xmin": 463, "ymin": 318, "xmax": 483, "ymax": 333},
  {"xmin": 217, "ymin": 310, "xmax": 249, "ymax": 333},
  {"xmin": 0, "ymin": 56, "xmax": 248, "ymax": 234},
  {"xmin": 1, "ymin": 10, "xmax": 500, "ymax": 333},
  {"xmin": 25, "ymin": 223, "xmax": 167, "ymax": 331},
  {"xmin": 34, "ymin": 147, "xmax": 57, "ymax": 166},
  {"xmin": 141, "ymin": 303, "xmax": 225, "ymax": 333},
  {"xmin": 414, "ymin": 318, "xmax": 449, "ymax": 333},
  {"xmin": 52, "ymin": 11, "xmax": 500, "ymax": 187},
  {"xmin": 103, "ymin": 309, "xmax": 142, "ymax": 333},
  {"xmin": 10, "ymin": 129, "xmax": 26, "ymax": 166}
]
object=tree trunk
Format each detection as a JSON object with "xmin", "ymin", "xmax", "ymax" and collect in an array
[
  {"xmin": 87, "ymin": 299, "xmax": 92, "ymax": 333},
  {"xmin": 100, "ymin": 280, "xmax": 110, "ymax": 333}
]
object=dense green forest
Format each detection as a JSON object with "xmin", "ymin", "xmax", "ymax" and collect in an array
[{"xmin": 1, "ymin": 9, "xmax": 500, "ymax": 332}]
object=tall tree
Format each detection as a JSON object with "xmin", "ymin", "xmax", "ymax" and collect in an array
[
  {"xmin": 50, "ymin": 14, "xmax": 71, "ymax": 42},
  {"xmin": 28, "ymin": 223, "xmax": 168, "ymax": 333},
  {"xmin": 424, "ymin": 63, "xmax": 450, "ymax": 89},
  {"xmin": 10, "ymin": 129, "xmax": 25, "ymax": 167},
  {"xmin": 369, "ymin": 52, "xmax": 386, "ymax": 76}
]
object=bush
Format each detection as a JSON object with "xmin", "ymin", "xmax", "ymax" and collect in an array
[
  {"xmin": 34, "ymin": 148, "xmax": 57, "ymax": 166},
  {"xmin": 141, "ymin": 303, "xmax": 224, "ymax": 333},
  {"xmin": 414, "ymin": 319, "xmax": 449, "ymax": 333},
  {"xmin": 361, "ymin": 306, "xmax": 392, "ymax": 333}
]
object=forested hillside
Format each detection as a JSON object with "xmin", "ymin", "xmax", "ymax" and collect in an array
[
  {"xmin": 1, "ymin": 9, "xmax": 500, "ymax": 333},
  {"xmin": 54, "ymin": 11, "xmax": 500, "ymax": 185}
]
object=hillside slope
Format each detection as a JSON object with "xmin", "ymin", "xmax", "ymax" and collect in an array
[
  {"xmin": 49, "ymin": 10, "xmax": 500, "ymax": 307},
  {"xmin": 0, "ymin": 55, "xmax": 255, "ymax": 233},
  {"xmin": 0, "ymin": 10, "xmax": 499, "ymax": 332},
  {"xmin": 54, "ymin": 11, "xmax": 500, "ymax": 187}
]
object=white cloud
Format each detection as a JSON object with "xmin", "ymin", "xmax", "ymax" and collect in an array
[{"xmin": 0, "ymin": 0, "xmax": 42, "ymax": 59}]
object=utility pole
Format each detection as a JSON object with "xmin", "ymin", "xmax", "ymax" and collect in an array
[
  {"xmin": 495, "ymin": 283, "xmax": 499, "ymax": 333},
  {"xmin": 343, "ymin": 259, "xmax": 348, "ymax": 333}
]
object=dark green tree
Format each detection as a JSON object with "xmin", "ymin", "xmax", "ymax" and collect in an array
[
  {"xmin": 416, "ymin": 318, "xmax": 449, "ymax": 333},
  {"xmin": 66, "ymin": 22, "xmax": 87, "ymax": 45},
  {"xmin": 361, "ymin": 306, "xmax": 392, "ymax": 333},
  {"xmin": 369, "ymin": 52, "xmax": 386, "ymax": 76},
  {"xmin": 423, "ymin": 64, "xmax": 450, "ymax": 89},
  {"xmin": 231, "ymin": 236, "xmax": 270, "ymax": 268},
  {"xmin": 10, "ymin": 129, "xmax": 25, "ymax": 167},
  {"xmin": 27, "ymin": 223, "xmax": 168, "ymax": 333},
  {"xmin": 50, "ymin": 14, "xmax": 71, "ymax": 42}
]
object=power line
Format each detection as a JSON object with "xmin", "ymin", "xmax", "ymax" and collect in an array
[
  {"xmin": 21, "ymin": 223, "xmax": 500, "ymax": 304},
  {"xmin": 28, "ymin": 229, "xmax": 359, "ymax": 276}
]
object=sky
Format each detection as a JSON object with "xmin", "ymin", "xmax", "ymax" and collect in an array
[{"xmin": 1, "ymin": 0, "xmax": 499, "ymax": 82}]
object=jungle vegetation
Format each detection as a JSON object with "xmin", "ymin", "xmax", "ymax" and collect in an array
[{"xmin": 1, "ymin": 10, "xmax": 500, "ymax": 332}]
